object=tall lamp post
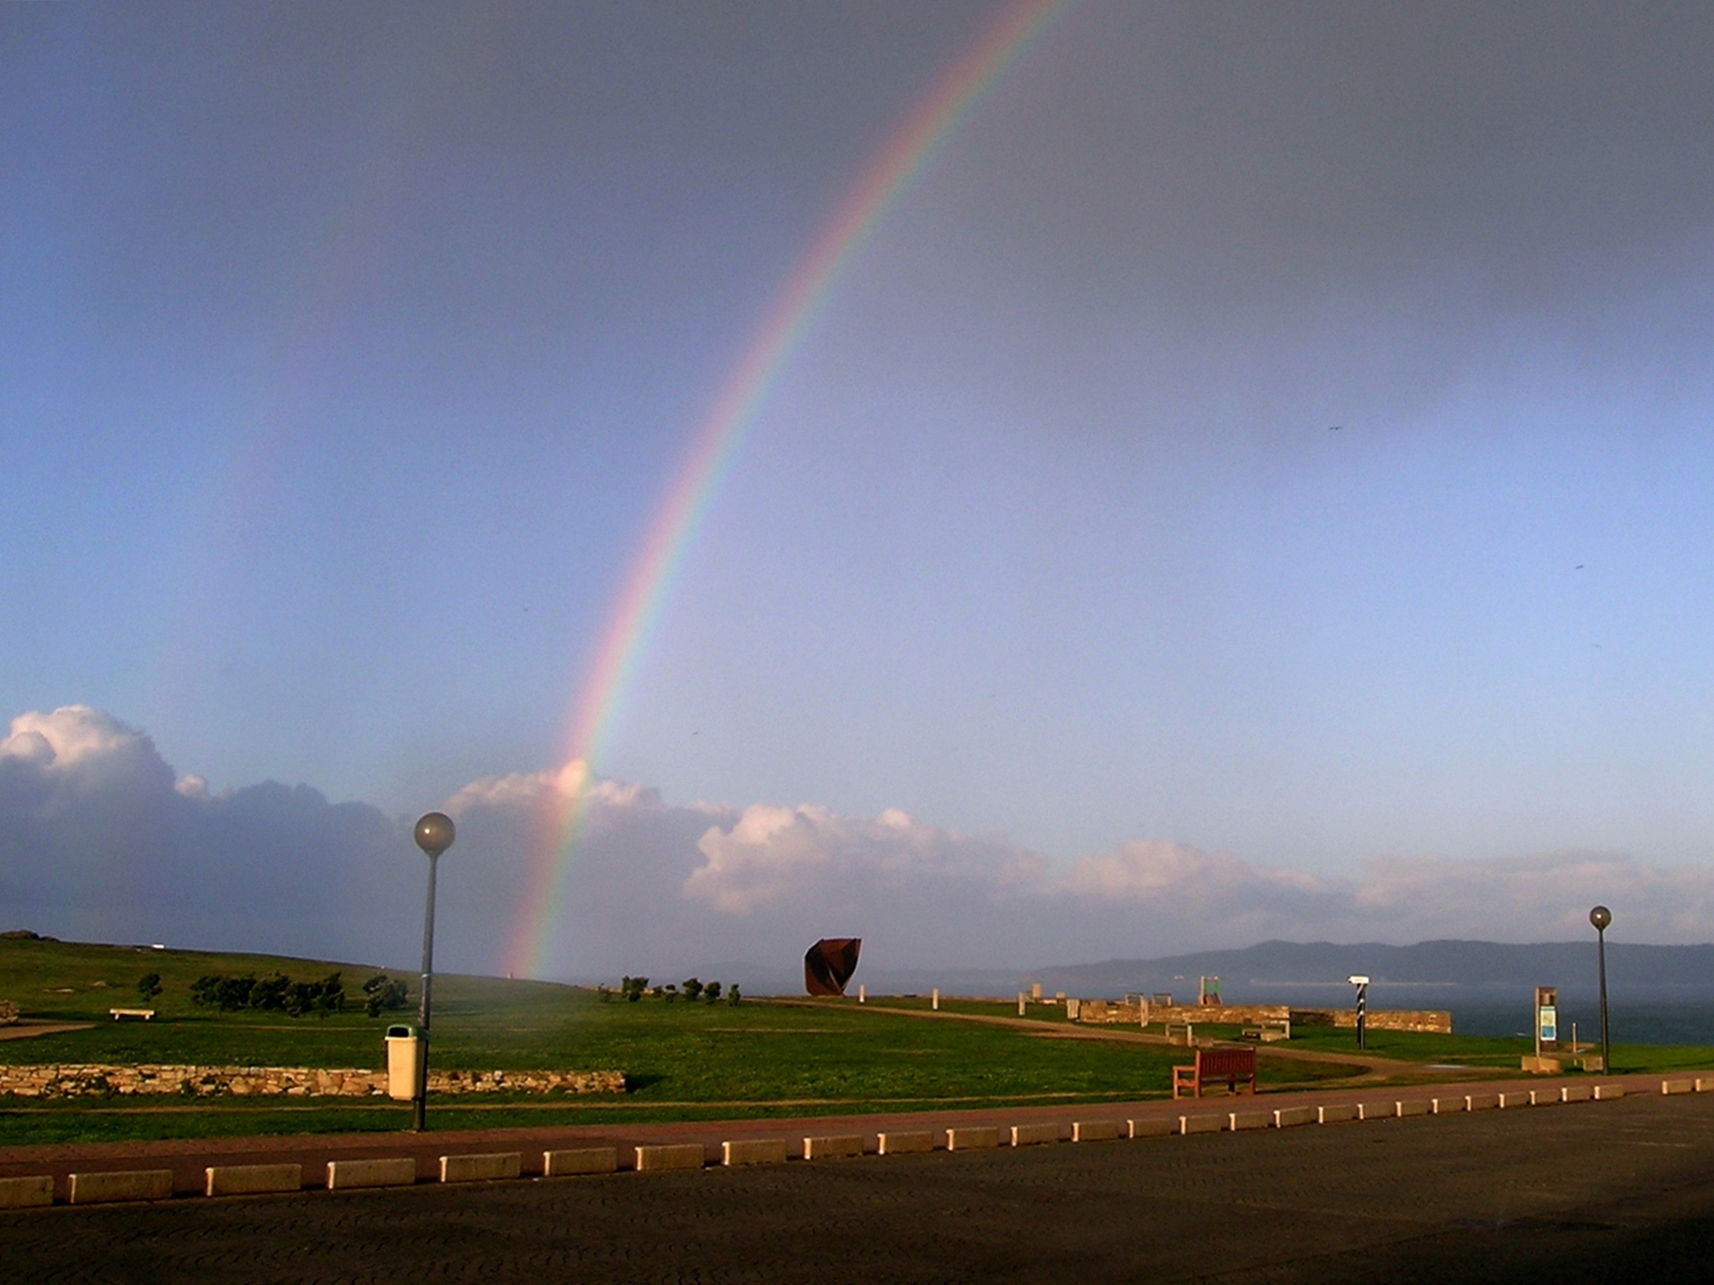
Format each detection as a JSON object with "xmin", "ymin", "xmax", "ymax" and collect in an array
[
  {"xmin": 413, "ymin": 811, "xmax": 456, "ymax": 1132},
  {"xmin": 1589, "ymin": 905, "xmax": 1611, "ymax": 1075}
]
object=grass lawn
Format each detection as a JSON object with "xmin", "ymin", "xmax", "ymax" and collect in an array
[
  {"xmin": 1280, "ymin": 1025, "xmax": 1714, "ymax": 1076},
  {"xmin": 1, "ymin": 938, "xmax": 1368, "ymax": 1143}
]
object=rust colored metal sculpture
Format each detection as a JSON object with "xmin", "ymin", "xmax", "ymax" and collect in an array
[{"xmin": 803, "ymin": 938, "xmax": 862, "ymax": 996}]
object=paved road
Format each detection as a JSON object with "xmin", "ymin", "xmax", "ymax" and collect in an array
[{"xmin": 5, "ymin": 1089, "xmax": 1714, "ymax": 1282}]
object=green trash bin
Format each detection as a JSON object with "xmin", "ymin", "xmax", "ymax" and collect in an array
[{"xmin": 385, "ymin": 1024, "xmax": 422, "ymax": 1101}]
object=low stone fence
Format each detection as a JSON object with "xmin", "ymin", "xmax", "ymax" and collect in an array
[
  {"xmin": 0, "ymin": 1064, "xmax": 626, "ymax": 1098},
  {"xmin": 1074, "ymin": 999, "xmax": 1451, "ymax": 1035}
]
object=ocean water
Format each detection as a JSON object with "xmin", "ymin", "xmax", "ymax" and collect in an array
[{"xmin": 1214, "ymin": 983, "xmax": 1714, "ymax": 1046}]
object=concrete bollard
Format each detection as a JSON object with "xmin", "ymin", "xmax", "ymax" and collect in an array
[
  {"xmin": 1318, "ymin": 1104, "xmax": 1358, "ymax": 1124},
  {"xmin": 1179, "ymin": 1114, "xmax": 1223, "ymax": 1135},
  {"xmin": 1010, "ymin": 1123, "xmax": 1060, "ymax": 1146},
  {"xmin": 1593, "ymin": 1084, "xmax": 1625, "ymax": 1101},
  {"xmin": 802, "ymin": 1134, "xmax": 865, "ymax": 1160},
  {"xmin": 1129, "ymin": 1116, "xmax": 1176, "ymax": 1138},
  {"xmin": 1273, "ymin": 1106, "xmax": 1315, "ymax": 1129},
  {"xmin": 1498, "ymin": 1091, "xmax": 1532, "ymax": 1108},
  {"xmin": 0, "ymin": 1176, "xmax": 54, "ymax": 1209},
  {"xmin": 1662, "ymin": 1078, "xmax": 1695, "ymax": 1095},
  {"xmin": 69, "ymin": 1169, "xmax": 174, "ymax": 1204},
  {"xmin": 440, "ymin": 1152, "xmax": 522, "ymax": 1183},
  {"xmin": 1394, "ymin": 1100, "xmax": 1431, "ymax": 1117},
  {"xmin": 947, "ymin": 1126, "xmax": 1002, "ymax": 1150},
  {"xmin": 1228, "ymin": 1111, "xmax": 1270, "ymax": 1132},
  {"xmin": 1432, "ymin": 1097, "xmax": 1467, "ymax": 1114},
  {"xmin": 634, "ymin": 1144, "xmax": 705, "ymax": 1173},
  {"xmin": 1466, "ymin": 1093, "xmax": 1500, "ymax": 1111},
  {"xmin": 722, "ymin": 1139, "xmax": 789, "ymax": 1167},
  {"xmin": 543, "ymin": 1147, "xmax": 618, "ymax": 1177},
  {"xmin": 1072, "ymin": 1119, "xmax": 1123, "ymax": 1142},
  {"xmin": 205, "ymin": 1163, "xmax": 302, "ymax": 1197},
  {"xmin": 1560, "ymin": 1085, "xmax": 1593, "ymax": 1104},
  {"xmin": 877, "ymin": 1130, "xmax": 936, "ymax": 1155},
  {"xmin": 327, "ymin": 1158, "xmax": 415, "ymax": 1190},
  {"xmin": 1528, "ymin": 1090, "xmax": 1561, "ymax": 1106}
]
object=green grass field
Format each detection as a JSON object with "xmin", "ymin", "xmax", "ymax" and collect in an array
[{"xmin": 3, "ymin": 936, "xmax": 1708, "ymax": 1146}]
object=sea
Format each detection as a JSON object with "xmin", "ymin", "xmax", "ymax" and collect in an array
[{"xmin": 1218, "ymin": 982, "xmax": 1714, "ymax": 1046}]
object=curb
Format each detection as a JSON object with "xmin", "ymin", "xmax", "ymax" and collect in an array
[{"xmin": 9, "ymin": 1075, "xmax": 1701, "ymax": 1208}]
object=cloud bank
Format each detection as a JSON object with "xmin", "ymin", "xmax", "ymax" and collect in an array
[{"xmin": 4, "ymin": 706, "xmax": 1711, "ymax": 983}]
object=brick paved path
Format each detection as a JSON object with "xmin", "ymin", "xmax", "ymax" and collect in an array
[{"xmin": 5, "ymin": 1084, "xmax": 1714, "ymax": 1281}]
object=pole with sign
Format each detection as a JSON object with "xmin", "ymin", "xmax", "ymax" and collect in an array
[
  {"xmin": 1534, "ymin": 986, "xmax": 1558, "ymax": 1056},
  {"xmin": 1348, "ymin": 975, "xmax": 1369, "ymax": 1049}
]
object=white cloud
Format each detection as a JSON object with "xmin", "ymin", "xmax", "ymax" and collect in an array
[
  {"xmin": 5, "ymin": 705, "xmax": 1714, "ymax": 986},
  {"xmin": 1349, "ymin": 850, "xmax": 1714, "ymax": 944},
  {"xmin": 0, "ymin": 706, "xmax": 411, "ymax": 964}
]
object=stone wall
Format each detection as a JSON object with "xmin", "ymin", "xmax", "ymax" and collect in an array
[
  {"xmin": 1073, "ymin": 999, "xmax": 1451, "ymax": 1035},
  {"xmin": 1286, "ymin": 1008, "xmax": 1452, "ymax": 1034},
  {"xmin": 0, "ymin": 1064, "xmax": 626, "ymax": 1098}
]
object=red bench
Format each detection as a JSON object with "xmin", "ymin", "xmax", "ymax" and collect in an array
[{"xmin": 1172, "ymin": 1046, "xmax": 1257, "ymax": 1099}]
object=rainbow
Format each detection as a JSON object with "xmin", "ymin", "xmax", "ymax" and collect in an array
[{"xmin": 509, "ymin": 0, "xmax": 1071, "ymax": 979}]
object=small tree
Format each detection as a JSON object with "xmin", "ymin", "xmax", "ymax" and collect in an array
[
  {"xmin": 703, "ymin": 981, "xmax": 721, "ymax": 1003},
  {"xmin": 136, "ymin": 972, "xmax": 163, "ymax": 1003},
  {"xmin": 362, "ymin": 973, "xmax": 409, "ymax": 1018},
  {"xmin": 662, "ymin": 984, "xmax": 678, "ymax": 1003},
  {"xmin": 620, "ymin": 976, "xmax": 648, "ymax": 1002},
  {"xmin": 681, "ymin": 977, "xmax": 703, "ymax": 1003},
  {"xmin": 727, "ymin": 984, "xmax": 742, "ymax": 1006}
]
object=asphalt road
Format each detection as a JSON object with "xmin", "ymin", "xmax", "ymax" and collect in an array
[{"xmin": 5, "ymin": 1090, "xmax": 1714, "ymax": 1283}]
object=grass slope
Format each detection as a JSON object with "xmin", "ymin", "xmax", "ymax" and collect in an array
[{"xmin": 7, "ymin": 937, "xmax": 1708, "ymax": 1147}]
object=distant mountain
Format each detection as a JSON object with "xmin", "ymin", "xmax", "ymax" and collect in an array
[{"xmin": 1027, "ymin": 939, "xmax": 1714, "ymax": 998}]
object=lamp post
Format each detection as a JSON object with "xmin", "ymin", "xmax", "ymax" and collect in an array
[
  {"xmin": 412, "ymin": 811, "xmax": 456, "ymax": 1132},
  {"xmin": 1589, "ymin": 905, "xmax": 1611, "ymax": 1075}
]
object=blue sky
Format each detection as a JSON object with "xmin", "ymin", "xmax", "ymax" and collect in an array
[{"xmin": 5, "ymin": 2, "xmax": 1714, "ymax": 979}]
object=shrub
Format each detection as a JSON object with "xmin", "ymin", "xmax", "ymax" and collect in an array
[
  {"xmin": 704, "ymin": 981, "xmax": 721, "ymax": 1003},
  {"xmin": 136, "ymin": 972, "xmax": 163, "ymax": 1003},
  {"xmin": 727, "ymin": 984, "xmax": 742, "ymax": 1006},
  {"xmin": 362, "ymin": 974, "xmax": 409, "ymax": 1018},
  {"xmin": 681, "ymin": 978, "xmax": 703, "ymax": 1002}
]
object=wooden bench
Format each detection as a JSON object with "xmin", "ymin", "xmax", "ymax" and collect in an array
[
  {"xmin": 1172, "ymin": 1046, "xmax": 1257, "ymax": 1099},
  {"xmin": 109, "ymin": 1008, "xmax": 156, "ymax": 1021}
]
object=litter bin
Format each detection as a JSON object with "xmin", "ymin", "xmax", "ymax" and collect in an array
[{"xmin": 385, "ymin": 1024, "xmax": 423, "ymax": 1101}]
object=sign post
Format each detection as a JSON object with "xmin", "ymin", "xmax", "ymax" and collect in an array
[{"xmin": 1534, "ymin": 986, "xmax": 1559, "ymax": 1056}]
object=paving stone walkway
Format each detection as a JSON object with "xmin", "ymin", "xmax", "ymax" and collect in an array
[
  {"xmin": 2, "ymin": 1072, "xmax": 1713, "ymax": 1280},
  {"xmin": 4, "ymin": 1081, "xmax": 1714, "ymax": 1281}
]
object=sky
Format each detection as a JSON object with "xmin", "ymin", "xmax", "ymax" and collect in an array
[{"xmin": 6, "ymin": 1, "xmax": 1714, "ymax": 983}]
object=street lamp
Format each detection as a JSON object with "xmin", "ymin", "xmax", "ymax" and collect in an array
[
  {"xmin": 1589, "ymin": 905, "xmax": 1611, "ymax": 1075},
  {"xmin": 413, "ymin": 811, "xmax": 456, "ymax": 1132}
]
